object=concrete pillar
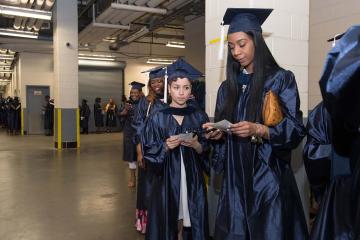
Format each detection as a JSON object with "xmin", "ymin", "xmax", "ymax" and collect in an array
[
  {"xmin": 184, "ymin": 16, "xmax": 205, "ymax": 73},
  {"xmin": 53, "ymin": 0, "xmax": 79, "ymax": 149}
]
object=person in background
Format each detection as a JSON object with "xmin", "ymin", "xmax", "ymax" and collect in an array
[
  {"xmin": 308, "ymin": 25, "xmax": 360, "ymax": 240},
  {"xmin": 94, "ymin": 97, "xmax": 104, "ymax": 134},
  {"xmin": 11, "ymin": 97, "xmax": 21, "ymax": 135},
  {"xmin": 132, "ymin": 67, "xmax": 167, "ymax": 234},
  {"xmin": 203, "ymin": 8, "xmax": 308, "ymax": 239},
  {"xmin": 43, "ymin": 95, "xmax": 54, "ymax": 136},
  {"xmin": 118, "ymin": 94, "xmax": 128, "ymax": 131},
  {"xmin": 119, "ymin": 81, "xmax": 144, "ymax": 187},
  {"xmin": 105, "ymin": 97, "xmax": 117, "ymax": 132},
  {"xmin": 80, "ymin": 99, "xmax": 91, "ymax": 134}
]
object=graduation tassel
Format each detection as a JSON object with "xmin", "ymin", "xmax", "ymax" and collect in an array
[
  {"xmin": 332, "ymin": 33, "xmax": 341, "ymax": 47},
  {"xmin": 218, "ymin": 21, "xmax": 225, "ymax": 60},
  {"xmin": 164, "ymin": 67, "xmax": 168, "ymax": 103}
]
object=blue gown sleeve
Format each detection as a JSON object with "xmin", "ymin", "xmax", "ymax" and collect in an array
[
  {"xmin": 131, "ymin": 96, "xmax": 147, "ymax": 144},
  {"xmin": 268, "ymin": 70, "xmax": 306, "ymax": 150},
  {"xmin": 196, "ymin": 111, "xmax": 212, "ymax": 175},
  {"xmin": 303, "ymin": 103, "xmax": 332, "ymax": 198},
  {"xmin": 142, "ymin": 115, "xmax": 169, "ymax": 174},
  {"xmin": 211, "ymin": 82, "xmax": 227, "ymax": 174}
]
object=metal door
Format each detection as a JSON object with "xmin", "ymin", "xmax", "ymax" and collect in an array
[{"xmin": 26, "ymin": 86, "xmax": 50, "ymax": 134}]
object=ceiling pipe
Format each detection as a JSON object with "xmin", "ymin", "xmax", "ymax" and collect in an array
[
  {"xmin": 33, "ymin": 0, "xmax": 55, "ymax": 31},
  {"xmin": 110, "ymin": 3, "xmax": 167, "ymax": 15},
  {"xmin": 26, "ymin": 0, "xmax": 44, "ymax": 31},
  {"xmin": 13, "ymin": 0, "xmax": 29, "ymax": 30},
  {"xmin": 20, "ymin": 0, "xmax": 35, "ymax": 30}
]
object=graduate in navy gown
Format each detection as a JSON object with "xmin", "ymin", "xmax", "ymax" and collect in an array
[
  {"xmin": 132, "ymin": 67, "xmax": 167, "ymax": 234},
  {"xmin": 119, "ymin": 81, "xmax": 144, "ymax": 188},
  {"xmin": 309, "ymin": 24, "xmax": 360, "ymax": 240},
  {"xmin": 94, "ymin": 97, "xmax": 104, "ymax": 133},
  {"xmin": 203, "ymin": 8, "xmax": 309, "ymax": 239},
  {"xmin": 142, "ymin": 65, "xmax": 210, "ymax": 240},
  {"xmin": 43, "ymin": 95, "xmax": 54, "ymax": 136},
  {"xmin": 80, "ymin": 99, "xmax": 90, "ymax": 134}
]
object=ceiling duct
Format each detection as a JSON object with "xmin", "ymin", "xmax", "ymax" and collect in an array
[
  {"xmin": 33, "ymin": 0, "xmax": 55, "ymax": 31},
  {"xmin": 110, "ymin": 3, "xmax": 167, "ymax": 15},
  {"xmin": 13, "ymin": 0, "xmax": 29, "ymax": 30},
  {"xmin": 26, "ymin": 0, "xmax": 44, "ymax": 31},
  {"xmin": 19, "ymin": 0, "xmax": 35, "ymax": 30}
]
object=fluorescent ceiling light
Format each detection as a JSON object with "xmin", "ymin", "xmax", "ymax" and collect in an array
[
  {"xmin": 0, "ymin": 70, "xmax": 12, "ymax": 73},
  {"xmin": 78, "ymin": 56, "xmax": 116, "ymax": 61},
  {"xmin": 166, "ymin": 41, "xmax": 185, "ymax": 48},
  {"xmin": 0, "ymin": 55, "xmax": 14, "ymax": 60},
  {"xmin": 146, "ymin": 58, "xmax": 175, "ymax": 65},
  {"xmin": 0, "ymin": 28, "xmax": 38, "ymax": 39},
  {"xmin": 111, "ymin": 3, "xmax": 167, "ymax": 15},
  {"xmin": 0, "ymin": 4, "xmax": 52, "ymax": 20},
  {"xmin": 78, "ymin": 54, "xmax": 116, "ymax": 62}
]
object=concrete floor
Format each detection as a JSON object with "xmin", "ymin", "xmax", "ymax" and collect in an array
[{"xmin": 0, "ymin": 130, "xmax": 143, "ymax": 240}]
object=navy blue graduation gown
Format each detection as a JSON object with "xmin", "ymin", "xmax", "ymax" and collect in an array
[
  {"xmin": 132, "ymin": 96, "xmax": 167, "ymax": 211},
  {"xmin": 212, "ymin": 69, "xmax": 309, "ymax": 240},
  {"xmin": 43, "ymin": 101, "xmax": 54, "ymax": 130},
  {"xmin": 303, "ymin": 102, "xmax": 351, "ymax": 203},
  {"xmin": 94, "ymin": 103, "xmax": 104, "ymax": 127},
  {"xmin": 310, "ymin": 25, "xmax": 360, "ymax": 240},
  {"xmin": 132, "ymin": 96, "xmax": 167, "ymax": 145},
  {"xmin": 122, "ymin": 100, "xmax": 139, "ymax": 163},
  {"xmin": 142, "ymin": 106, "xmax": 210, "ymax": 240},
  {"xmin": 80, "ymin": 103, "xmax": 90, "ymax": 129}
]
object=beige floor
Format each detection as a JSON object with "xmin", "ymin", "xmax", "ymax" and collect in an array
[{"xmin": 0, "ymin": 130, "xmax": 143, "ymax": 240}]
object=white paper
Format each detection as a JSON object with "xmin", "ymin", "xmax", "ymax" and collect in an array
[
  {"xmin": 172, "ymin": 133, "xmax": 194, "ymax": 141},
  {"xmin": 210, "ymin": 119, "xmax": 232, "ymax": 131}
]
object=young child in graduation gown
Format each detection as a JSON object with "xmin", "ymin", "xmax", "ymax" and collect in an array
[{"xmin": 142, "ymin": 66, "xmax": 210, "ymax": 240}]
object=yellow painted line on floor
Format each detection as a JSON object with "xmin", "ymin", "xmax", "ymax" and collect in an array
[
  {"xmin": 21, "ymin": 108, "xmax": 24, "ymax": 136},
  {"xmin": 57, "ymin": 108, "xmax": 62, "ymax": 150},
  {"xmin": 76, "ymin": 108, "xmax": 80, "ymax": 148}
]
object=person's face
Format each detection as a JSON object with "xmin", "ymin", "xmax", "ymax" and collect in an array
[
  {"xmin": 169, "ymin": 78, "xmax": 192, "ymax": 107},
  {"xmin": 109, "ymin": 98, "xmax": 113, "ymax": 104},
  {"xmin": 150, "ymin": 78, "xmax": 164, "ymax": 95},
  {"xmin": 130, "ymin": 89, "xmax": 141, "ymax": 101},
  {"xmin": 227, "ymin": 31, "xmax": 255, "ymax": 72}
]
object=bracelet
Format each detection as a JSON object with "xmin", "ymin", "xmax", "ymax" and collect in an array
[{"xmin": 255, "ymin": 124, "xmax": 262, "ymax": 137}]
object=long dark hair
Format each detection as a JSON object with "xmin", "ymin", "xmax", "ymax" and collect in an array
[
  {"xmin": 215, "ymin": 30, "xmax": 280, "ymax": 123},
  {"xmin": 146, "ymin": 77, "xmax": 164, "ymax": 104}
]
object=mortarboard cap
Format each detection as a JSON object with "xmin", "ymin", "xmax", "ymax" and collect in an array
[
  {"xmin": 149, "ymin": 67, "xmax": 166, "ymax": 79},
  {"xmin": 327, "ymin": 32, "xmax": 345, "ymax": 47},
  {"xmin": 223, "ymin": 8, "xmax": 273, "ymax": 34},
  {"xmin": 167, "ymin": 58, "xmax": 203, "ymax": 81},
  {"xmin": 319, "ymin": 25, "xmax": 360, "ymax": 155},
  {"xmin": 129, "ymin": 81, "xmax": 145, "ymax": 90}
]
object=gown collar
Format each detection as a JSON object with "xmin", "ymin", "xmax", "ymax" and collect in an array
[{"xmin": 160, "ymin": 105, "xmax": 195, "ymax": 116}]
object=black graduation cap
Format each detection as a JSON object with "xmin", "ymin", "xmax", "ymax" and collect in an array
[
  {"xmin": 167, "ymin": 58, "xmax": 203, "ymax": 81},
  {"xmin": 327, "ymin": 32, "xmax": 345, "ymax": 47},
  {"xmin": 129, "ymin": 81, "xmax": 145, "ymax": 90},
  {"xmin": 149, "ymin": 66, "xmax": 166, "ymax": 79},
  {"xmin": 223, "ymin": 8, "xmax": 273, "ymax": 34}
]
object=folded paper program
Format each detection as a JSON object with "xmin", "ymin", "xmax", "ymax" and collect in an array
[{"xmin": 211, "ymin": 119, "xmax": 232, "ymax": 131}]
